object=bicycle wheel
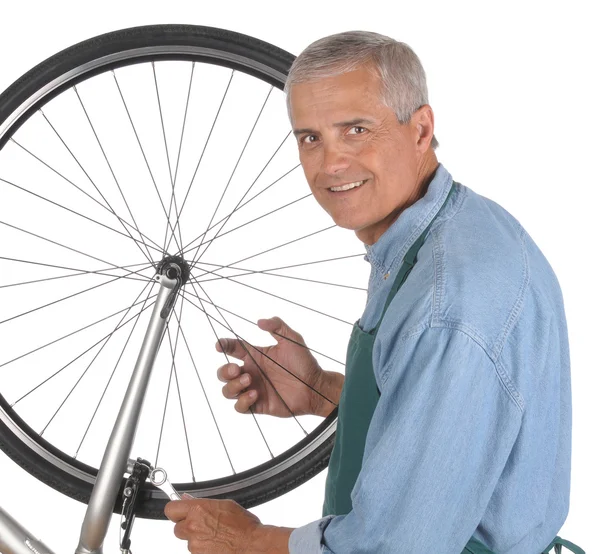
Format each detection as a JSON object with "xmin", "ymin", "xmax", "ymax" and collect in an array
[{"xmin": 0, "ymin": 24, "xmax": 367, "ymax": 519}]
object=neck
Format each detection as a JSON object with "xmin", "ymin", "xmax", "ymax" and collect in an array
[
  {"xmin": 415, "ymin": 150, "xmax": 440, "ymax": 202},
  {"xmin": 357, "ymin": 151, "xmax": 440, "ymax": 245}
]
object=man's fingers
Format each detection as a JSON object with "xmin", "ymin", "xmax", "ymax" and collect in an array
[
  {"xmin": 217, "ymin": 362, "xmax": 241, "ymax": 383},
  {"xmin": 222, "ymin": 373, "xmax": 252, "ymax": 399},
  {"xmin": 164, "ymin": 498, "xmax": 191, "ymax": 522},
  {"xmin": 234, "ymin": 389, "xmax": 258, "ymax": 413},
  {"xmin": 257, "ymin": 316, "xmax": 303, "ymax": 344},
  {"xmin": 173, "ymin": 520, "xmax": 187, "ymax": 540},
  {"xmin": 215, "ymin": 337, "xmax": 250, "ymax": 360},
  {"xmin": 257, "ymin": 316, "xmax": 284, "ymax": 334}
]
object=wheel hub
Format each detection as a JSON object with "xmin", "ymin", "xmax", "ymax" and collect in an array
[{"xmin": 157, "ymin": 255, "xmax": 191, "ymax": 285}]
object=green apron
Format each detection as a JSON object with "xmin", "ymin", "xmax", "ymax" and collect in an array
[{"xmin": 322, "ymin": 183, "xmax": 584, "ymax": 554}]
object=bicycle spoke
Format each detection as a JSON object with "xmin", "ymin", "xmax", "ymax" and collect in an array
[
  {"xmin": 172, "ymin": 64, "xmax": 194, "ymax": 190},
  {"xmin": 150, "ymin": 61, "xmax": 186, "ymax": 254},
  {"xmin": 195, "ymin": 296, "xmax": 275, "ymax": 461},
  {"xmin": 11, "ymin": 296, "xmax": 156, "ymax": 407},
  {"xmin": 170, "ymin": 304, "xmax": 237, "ymax": 473},
  {"xmin": 162, "ymin": 62, "xmax": 194, "ymax": 255},
  {"xmin": 39, "ymin": 108, "xmax": 155, "ymax": 264},
  {"xmin": 165, "ymin": 304, "xmax": 196, "ymax": 481},
  {"xmin": 173, "ymin": 70, "xmax": 235, "ymax": 253},
  {"xmin": 0, "ymin": 176, "xmax": 163, "ymax": 256},
  {"xmin": 0, "ymin": 220, "xmax": 155, "ymax": 280},
  {"xmin": 186, "ymin": 280, "xmax": 308, "ymax": 436},
  {"xmin": 154, "ymin": 293, "xmax": 187, "ymax": 468},
  {"xmin": 178, "ymin": 289, "xmax": 344, "ymax": 367},
  {"xmin": 239, "ymin": 253, "xmax": 365, "ymax": 272},
  {"xmin": 190, "ymin": 87, "xmax": 274, "ymax": 264},
  {"xmin": 9, "ymin": 138, "xmax": 164, "ymax": 255},
  {"xmin": 0, "ymin": 257, "xmax": 155, "ymax": 289},
  {"xmin": 185, "ymin": 254, "xmax": 367, "ymax": 280},
  {"xmin": 111, "ymin": 69, "xmax": 182, "ymax": 254},
  {"xmin": 184, "ymin": 284, "xmax": 337, "ymax": 432},
  {"xmin": 186, "ymin": 270, "xmax": 353, "ymax": 326},
  {"xmin": 180, "ymin": 287, "xmax": 343, "ymax": 396},
  {"xmin": 193, "ymin": 130, "xmax": 293, "ymax": 262},
  {"xmin": 39, "ymin": 280, "xmax": 155, "ymax": 435},
  {"xmin": 1, "ymin": 273, "xmax": 135, "ymax": 327},
  {"xmin": 249, "ymin": 405, "xmax": 273, "ymax": 457},
  {"xmin": 194, "ymin": 225, "xmax": 337, "ymax": 275},
  {"xmin": 0, "ymin": 294, "xmax": 158, "ymax": 370},
  {"xmin": 179, "ymin": 164, "xmax": 301, "ymax": 257},
  {"xmin": 154, "ymin": 359, "xmax": 174, "ymax": 468},
  {"xmin": 192, "ymin": 194, "xmax": 312, "ymax": 254},
  {"xmin": 75, "ymin": 283, "xmax": 155, "ymax": 457},
  {"xmin": 152, "ymin": 62, "xmax": 175, "ymax": 192},
  {"xmin": 0, "ymin": 268, "xmax": 151, "ymax": 290},
  {"xmin": 72, "ymin": 86, "xmax": 155, "ymax": 263},
  {"xmin": 193, "ymin": 262, "xmax": 365, "ymax": 291}
]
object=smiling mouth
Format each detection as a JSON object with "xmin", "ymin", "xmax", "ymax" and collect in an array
[{"xmin": 328, "ymin": 179, "xmax": 367, "ymax": 192}]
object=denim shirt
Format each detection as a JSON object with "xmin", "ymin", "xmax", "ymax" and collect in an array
[{"xmin": 289, "ymin": 163, "xmax": 571, "ymax": 554}]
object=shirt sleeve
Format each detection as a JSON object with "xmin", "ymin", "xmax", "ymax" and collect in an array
[
  {"xmin": 290, "ymin": 326, "xmax": 523, "ymax": 553},
  {"xmin": 289, "ymin": 516, "xmax": 335, "ymax": 553}
]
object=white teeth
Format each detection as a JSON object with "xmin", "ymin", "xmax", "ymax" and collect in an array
[{"xmin": 329, "ymin": 180, "xmax": 366, "ymax": 192}]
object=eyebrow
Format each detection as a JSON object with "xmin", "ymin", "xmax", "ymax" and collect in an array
[{"xmin": 292, "ymin": 118, "xmax": 376, "ymax": 137}]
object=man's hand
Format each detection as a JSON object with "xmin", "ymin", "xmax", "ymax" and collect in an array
[
  {"xmin": 216, "ymin": 316, "xmax": 343, "ymax": 418},
  {"xmin": 165, "ymin": 496, "xmax": 293, "ymax": 553}
]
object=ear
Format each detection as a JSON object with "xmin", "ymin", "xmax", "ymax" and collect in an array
[{"xmin": 412, "ymin": 105, "xmax": 435, "ymax": 152}]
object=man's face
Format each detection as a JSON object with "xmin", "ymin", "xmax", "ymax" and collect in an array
[{"xmin": 289, "ymin": 65, "xmax": 427, "ymax": 245}]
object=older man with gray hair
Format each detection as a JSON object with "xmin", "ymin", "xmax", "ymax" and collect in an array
[{"xmin": 166, "ymin": 31, "xmax": 582, "ymax": 554}]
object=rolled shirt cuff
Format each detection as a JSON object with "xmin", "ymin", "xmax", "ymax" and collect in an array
[{"xmin": 289, "ymin": 515, "xmax": 336, "ymax": 553}]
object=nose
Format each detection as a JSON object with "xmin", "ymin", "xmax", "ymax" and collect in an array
[{"xmin": 322, "ymin": 142, "xmax": 351, "ymax": 176}]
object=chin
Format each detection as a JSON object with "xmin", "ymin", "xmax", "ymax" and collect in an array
[
  {"xmin": 324, "ymin": 204, "xmax": 376, "ymax": 233},
  {"xmin": 330, "ymin": 215, "xmax": 368, "ymax": 232}
]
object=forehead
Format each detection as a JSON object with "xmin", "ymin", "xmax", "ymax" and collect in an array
[{"xmin": 289, "ymin": 66, "xmax": 387, "ymax": 127}]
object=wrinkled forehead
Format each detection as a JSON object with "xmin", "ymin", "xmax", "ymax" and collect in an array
[{"xmin": 288, "ymin": 67, "xmax": 386, "ymax": 126}]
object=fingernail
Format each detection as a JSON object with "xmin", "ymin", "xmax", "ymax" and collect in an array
[
  {"xmin": 182, "ymin": 493, "xmax": 194, "ymax": 499},
  {"xmin": 241, "ymin": 374, "xmax": 250, "ymax": 385},
  {"xmin": 249, "ymin": 390, "xmax": 257, "ymax": 399}
]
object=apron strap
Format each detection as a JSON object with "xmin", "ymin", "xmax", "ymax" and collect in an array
[
  {"xmin": 541, "ymin": 536, "xmax": 586, "ymax": 554},
  {"xmin": 462, "ymin": 537, "xmax": 495, "ymax": 553},
  {"xmin": 463, "ymin": 535, "xmax": 585, "ymax": 554}
]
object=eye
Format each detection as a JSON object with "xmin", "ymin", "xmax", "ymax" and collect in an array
[
  {"xmin": 301, "ymin": 134, "xmax": 319, "ymax": 145},
  {"xmin": 348, "ymin": 126, "xmax": 367, "ymax": 135}
]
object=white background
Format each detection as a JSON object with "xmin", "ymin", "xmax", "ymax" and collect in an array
[{"xmin": 0, "ymin": 0, "xmax": 598, "ymax": 552}]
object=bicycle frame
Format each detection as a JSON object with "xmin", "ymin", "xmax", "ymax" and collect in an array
[{"xmin": 0, "ymin": 273, "xmax": 178, "ymax": 554}]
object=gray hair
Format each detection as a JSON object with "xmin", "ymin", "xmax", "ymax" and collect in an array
[{"xmin": 285, "ymin": 31, "xmax": 439, "ymax": 150}]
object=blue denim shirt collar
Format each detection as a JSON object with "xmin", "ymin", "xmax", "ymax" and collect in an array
[{"xmin": 364, "ymin": 162, "xmax": 453, "ymax": 279}]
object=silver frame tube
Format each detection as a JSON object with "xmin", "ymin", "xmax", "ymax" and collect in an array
[
  {"xmin": 74, "ymin": 275, "xmax": 176, "ymax": 554},
  {"xmin": 0, "ymin": 506, "xmax": 56, "ymax": 554}
]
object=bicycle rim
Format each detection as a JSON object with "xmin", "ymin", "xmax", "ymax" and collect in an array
[{"xmin": 0, "ymin": 24, "xmax": 367, "ymax": 518}]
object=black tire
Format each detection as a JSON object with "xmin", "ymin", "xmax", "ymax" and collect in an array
[{"xmin": 0, "ymin": 23, "xmax": 339, "ymax": 520}]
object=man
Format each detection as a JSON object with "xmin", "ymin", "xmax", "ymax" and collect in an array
[{"xmin": 165, "ymin": 31, "xmax": 579, "ymax": 553}]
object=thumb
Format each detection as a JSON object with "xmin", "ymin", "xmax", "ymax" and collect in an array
[{"xmin": 257, "ymin": 316, "xmax": 303, "ymax": 345}]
